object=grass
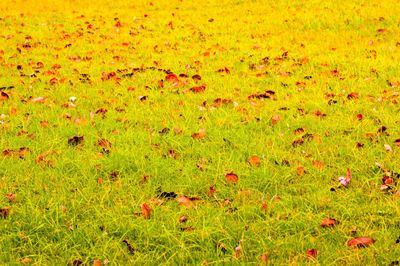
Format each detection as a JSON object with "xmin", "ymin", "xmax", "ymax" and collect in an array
[{"xmin": 0, "ymin": 0, "xmax": 400, "ymax": 264}]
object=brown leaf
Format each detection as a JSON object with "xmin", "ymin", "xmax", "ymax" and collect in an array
[
  {"xmin": 248, "ymin": 155, "xmax": 261, "ymax": 167},
  {"xmin": 225, "ymin": 172, "xmax": 239, "ymax": 184},
  {"xmin": 0, "ymin": 207, "xmax": 10, "ymax": 218},
  {"xmin": 297, "ymin": 165, "xmax": 305, "ymax": 176},
  {"xmin": 68, "ymin": 136, "xmax": 84, "ymax": 146},
  {"xmin": 191, "ymin": 128, "xmax": 206, "ymax": 139},
  {"xmin": 312, "ymin": 160, "xmax": 324, "ymax": 170},
  {"xmin": 0, "ymin": 91, "xmax": 9, "ymax": 101},
  {"xmin": 320, "ymin": 218, "xmax": 338, "ymax": 228},
  {"xmin": 347, "ymin": 92, "xmax": 359, "ymax": 100},
  {"xmin": 294, "ymin": 127, "xmax": 305, "ymax": 134},
  {"xmin": 97, "ymin": 139, "xmax": 112, "ymax": 151},
  {"xmin": 292, "ymin": 139, "xmax": 304, "ymax": 147},
  {"xmin": 208, "ymin": 186, "xmax": 216, "ymax": 197},
  {"xmin": 179, "ymin": 215, "xmax": 188, "ymax": 223},
  {"xmin": 141, "ymin": 203, "xmax": 152, "ymax": 219},
  {"xmin": 178, "ymin": 196, "xmax": 200, "ymax": 208},
  {"xmin": 190, "ymin": 84, "xmax": 206, "ymax": 93},
  {"xmin": 347, "ymin": 236, "xmax": 375, "ymax": 248},
  {"xmin": 6, "ymin": 193, "xmax": 16, "ymax": 202}
]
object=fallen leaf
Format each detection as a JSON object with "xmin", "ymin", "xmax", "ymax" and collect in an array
[
  {"xmin": 6, "ymin": 193, "xmax": 16, "ymax": 202},
  {"xmin": 225, "ymin": 172, "xmax": 239, "ymax": 184},
  {"xmin": 191, "ymin": 128, "xmax": 206, "ymax": 139},
  {"xmin": 320, "ymin": 218, "xmax": 338, "ymax": 228},
  {"xmin": 261, "ymin": 252, "xmax": 269, "ymax": 264},
  {"xmin": 190, "ymin": 84, "xmax": 206, "ymax": 93},
  {"xmin": 93, "ymin": 259, "xmax": 102, "ymax": 266},
  {"xmin": 178, "ymin": 196, "xmax": 200, "ymax": 208},
  {"xmin": 0, "ymin": 91, "xmax": 9, "ymax": 101},
  {"xmin": 97, "ymin": 139, "xmax": 112, "ymax": 151},
  {"xmin": 68, "ymin": 136, "xmax": 84, "ymax": 146},
  {"xmin": 141, "ymin": 203, "xmax": 152, "ymax": 219},
  {"xmin": 306, "ymin": 249, "xmax": 317, "ymax": 259},
  {"xmin": 0, "ymin": 207, "xmax": 10, "ymax": 218},
  {"xmin": 347, "ymin": 236, "xmax": 375, "ymax": 248},
  {"xmin": 122, "ymin": 239, "xmax": 135, "ymax": 254},
  {"xmin": 271, "ymin": 114, "xmax": 281, "ymax": 125},
  {"xmin": 248, "ymin": 155, "xmax": 261, "ymax": 167},
  {"xmin": 313, "ymin": 160, "xmax": 324, "ymax": 170}
]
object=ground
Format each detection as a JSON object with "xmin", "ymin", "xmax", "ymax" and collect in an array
[{"xmin": 0, "ymin": 0, "xmax": 400, "ymax": 265}]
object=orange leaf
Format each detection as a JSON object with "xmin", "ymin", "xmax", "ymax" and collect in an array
[
  {"xmin": 178, "ymin": 196, "xmax": 200, "ymax": 208},
  {"xmin": 0, "ymin": 91, "xmax": 9, "ymax": 101},
  {"xmin": 320, "ymin": 218, "xmax": 338, "ymax": 228},
  {"xmin": 225, "ymin": 172, "xmax": 239, "ymax": 184},
  {"xmin": 347, "ymin": 237, "xmax": 375, "ymax": 248},
  {"xmin": 248, "ymin": 155, "xmax": 261, "ymax": 167},
  {"xmin": 141, "ymin": 203, "xmax": 152, "ymax": 219},
  {"xmin": 271, "ymin": 114, "xmax": 281, "ymax": 125},
  {"xmin": 297, "ymin": 165, "xmax": 305, "ymax": 176},
  {"xmin": 191, "ymin": 128, "xmax": 206, "ymax": 139},
  {"xmin": 93, "ymin": 259, "xmax": 102, "ymax": 266},
  {"xmin": 190, "ymin": 84, "xmax": 206, "ymax": 93},
  {"xmin": 312, "ymin": 160, "xmax": 324, "ymax": 170}
]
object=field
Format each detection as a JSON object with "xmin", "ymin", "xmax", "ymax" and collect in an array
[{"xmin": 1, "ymin": 0, "xmax": 400, "ymax": 264}]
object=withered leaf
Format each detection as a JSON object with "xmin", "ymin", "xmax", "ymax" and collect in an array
[
  {"xmin": 225, "ymin": 172, "xmax": 239, "ymax": 184},
  {"xmin": 97, "ymin": 139, "xmax": 112, "ymax": 150},
  {"xmin": 191, "ymin": 128, "xmax": 206, "ymax": 139},
  {"xmin": 320, "ymin": 218, "xmax": 338, "ymax": 228},
  {"xmin": 347, "ymin": 237, "xmax": 375, "ymax": 248},
  {"xmin": 306, "ymin": 249, "xmax": 317, "ymax": 259},
  {"xmin": 141, "ymin": 203, "xmax": 152, "ymax": 219},
  {"xmin": 68, "ymin": 136, "xmax": 84, "ymax": 146},
  {"xmin": 190, "ymin": 84, "xmax": 206, "ymax": 93},
  {"xmin": 0, "ymin": 91, "xmax": 9, "ymax": 101},
  {"xmin": 248, "ymin": 155, "xmax": 261, "ymax": 167},
  {"xmin": 0, "ymin": 207, "xmax": 10, "ymax": 218},
  {"xmin": 122, "ymin": 239, "xmax": 135, "ymax": 254}
]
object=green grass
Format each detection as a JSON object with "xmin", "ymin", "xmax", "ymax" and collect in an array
[{"xmin": 0, "ymin": 0, "xmax": 400, "ymax": 264}]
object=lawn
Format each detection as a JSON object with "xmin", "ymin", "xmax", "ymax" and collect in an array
[{"xmin": 0, "ymin": 0, "xmax": 400, "ymax": 265}]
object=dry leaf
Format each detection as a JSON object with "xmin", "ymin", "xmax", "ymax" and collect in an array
[
  {"xmin": 0, "ymin": 207, "xmax": 10, "ymax": 218},
  {"xmin": 248, "ymin": 155, "xmax": 261, "ymax": 167},
  {"xmin": 191, "ymin": 128, "xmax": 206, "ymax": 139},
  {"xmin": 141, "ymin": 203, "xmax": 152, "ymax": 219},
  {"xmin": 320, "ymin": 218, "xmax": 338, "ymax": 228},
  {"xmin": 347, "ymin": 236, "xmax": 375, "ymax": 248},
  {"xmin": 225, "ymin": 172, "xmax": 239, "ymax": 184},
  {"xmin": 271, "ymin": 114, "xmax": 281, "ymax": 125},
  {"xmin": 306, "ymin": 249, "xmax": 317, "ymax": 259}
]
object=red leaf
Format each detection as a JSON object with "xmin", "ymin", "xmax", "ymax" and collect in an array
[
  {"xmin": 190, "ymin": 84, "xmax": 206, "ymax": 93},
  {"xmin": 165, "ymin": 73, "xmax": 179, "ymax": 86},
  {"xmin": 141, "ymin": 203, "xmax": 152, "ymax": 219},
  {"xmin": 225, "ymin": 172, "xmax": 238, "ymax": 184},
  {"xmin": 306, "ymin": 249, "xmax": 317, "ymax": 259},
  {"xmin": 347, "ymin": 237, "xmax": 375, "ymax": 248}
]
